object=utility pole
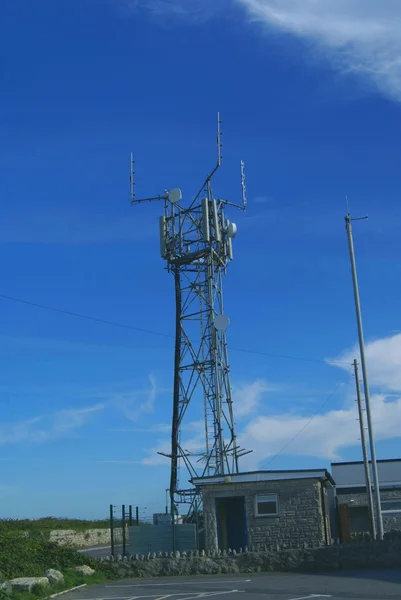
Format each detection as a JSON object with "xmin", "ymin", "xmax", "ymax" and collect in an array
[
  {"xmin": 345, "ymin": 213, "xmax": 383, "ymax": 539},
  {"xmin": 353, "ymin": 359, "xmax": 376, "ymax": 538}
]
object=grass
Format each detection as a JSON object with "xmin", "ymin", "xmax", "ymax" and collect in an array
[
  {"xmin": 0, "ymin": 518, "xmax": 110, "ymax": 534},
  {"xmin": 0, "ymin": 527, "xmax": 120, "ymax": 599}
]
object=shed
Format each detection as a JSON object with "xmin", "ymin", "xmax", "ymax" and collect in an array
[
  {"xmin": 192, "ymin": 469, "xmax": 335, "ymax": 552},
  {"xmin": 331, "ymin": 459, "xmax": 401, "ymax": 535}
]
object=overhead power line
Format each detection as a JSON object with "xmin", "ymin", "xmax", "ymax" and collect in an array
[
  {"xmin": 0, "ymin": 292, "xmax": 350, "ymax": 366},
  {"xmin": 0, "ymin": 293, "xmax": 172, "ymax": 339},
  {"xmin": 265, "ymin": 366, "xmax": 354, "ymax": 466}
]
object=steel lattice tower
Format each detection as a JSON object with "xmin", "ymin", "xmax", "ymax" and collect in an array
[{"xmin": 130, "ymin": 115, "xmax": 250, "ymax": 513}]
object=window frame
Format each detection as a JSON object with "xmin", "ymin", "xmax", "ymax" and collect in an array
[{"xmin": 254, "ymin": 493, "xmax": 279, "ymax": 518}]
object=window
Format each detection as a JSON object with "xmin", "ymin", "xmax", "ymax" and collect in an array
[
  {"xmin": 255, "ymin": 494, "xmax": 279, "ymax": 517},
  {"xmin": 381, "ymin": 499, "xmax": 401, "ymax": 513}
]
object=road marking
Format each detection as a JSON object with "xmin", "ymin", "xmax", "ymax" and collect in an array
[
  {"xmin": 288, "ymin": 595, "xmax": 332, "ymax": 600},
  {"xmin": 71, "ymin": 594, "xmax": 243, "ymax": 600},
  {"xmin": 161, "ymin": 591, "xmax": 240, "ymax": 600},
  {"xmin": 106, "ymin": 580, "xmax": 251, "ymax": 588},
  {"xmin": 78, "ymin": 545, "xmax": 118, "ymax": 552}
]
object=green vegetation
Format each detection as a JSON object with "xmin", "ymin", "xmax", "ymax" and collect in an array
[
  {"xmin": 0, "ymin": 527, "xmax": 119, "ymax": 599},
  {"xmin": 4, "ymin": 569, "xmax": 108, "ymax": 600},
  {"xmin": 0, "ymin": 517, "xmax": 110, "ymax": 534}
]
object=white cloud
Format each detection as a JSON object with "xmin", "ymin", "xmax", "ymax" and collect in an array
[
  {"xmin": 240, "ymin": 333, "xmax": 401, "ymax": 466},
  {"xmin": 233, "ymin": 379, "xmax": 273, "ymax": 417},
  {"xmin": 239, "ymin": 394, "xmax": 401, "ymax": 469},
  {"xmin": 114, "ymin": 374, "xmax": 157, "ymax": 422},
  {"xmin": 142, "ymin": 334, "xmax": 401, "ymax": 471},
  {"xmin": 121, "ymin": 1, "xmax": 401, "ymax": 103},
  {"xmin": 142, "ymin": 382, "xmax": 274, "ymax": 466},
  {"xmin": 0, "ymin": 404, "xmax": 104, "ymax": 445},
  {"xmin": 237, "ymin": 0, "xmax": 401, "ymax": 102},
  {"xmin": 328, "ymin": 333, "xmax": 401, "ymax": 393},
  {"xmin": 121, "ymin": 0, "xmax": 224, "ymax": 23},
  {"xmin": 142, "ymin": 420, "xmax": 205, "ymax": 467},
  {"xmin": 110, "ymin": 423, "xmax": 171, "ymax": 433}
]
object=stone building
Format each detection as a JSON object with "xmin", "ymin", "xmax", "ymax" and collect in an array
[
  {"xmin": 192, "ymin": 469, "xmax": 335, "ymax": 552},
  {"xmin": 332, "ymin": 459, "xmax": 401, "ymax": 537}
]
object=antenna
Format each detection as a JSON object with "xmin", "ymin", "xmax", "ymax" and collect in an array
[
  {"xmin": 241, "ymin": 160, "xmax": 247, "ymax": 209},
  {"xmin": 129, "ymin": 113, "xmax": 250, "ymax": 524},
  {"xmin": 130, "ymin": 153, "xmax": 135, "ymax": 203},
  {"xmin": 217, "ymin": 112, "xmax": 222, "ymax": 168}
]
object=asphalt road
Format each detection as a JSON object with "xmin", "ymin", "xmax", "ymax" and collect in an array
[
  {"xmin": 79, "ymin": 545, "xmax": 122, "ymax": 558},
  {"xmin": 60, "ymin": 571, "xmax": 401, "ymax": 600}
]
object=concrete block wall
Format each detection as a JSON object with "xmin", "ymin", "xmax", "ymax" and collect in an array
[
  {"xmin": 49, "ymin": 528, "xmax": 123, "ymax": 547},
  {"xmin": 203, "ymin": 479, "xmax": 327, "ymax": 552}
]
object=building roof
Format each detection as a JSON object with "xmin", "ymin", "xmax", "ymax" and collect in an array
[
  {"xmin": 331, "ymin": 458, "xmax": 401, "ymax": 466},
  {"xmin": 192, "ymin": 469, "xmax": 335, "ymax": 487},
  {"xmin": 331, "ymin": 459, "xmax": 401, "ymax": 489}
]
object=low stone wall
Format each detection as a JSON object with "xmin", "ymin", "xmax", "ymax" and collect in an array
[
  {"xmin": 49, "ymin": 528, "xmax": 123, "ymax": 548},
  {"xmin": 98, "ymin": 531, "xmax": 401, "ymax": 577}
]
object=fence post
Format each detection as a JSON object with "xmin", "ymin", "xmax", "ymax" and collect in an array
[
  {"xmin": 110, "ymin": 504, "xmax": 115, "ymax": 557},
  {"xmin": 171, "ymin": 501, "xmax": 176, "ymax": 553},
  {"xmin": 129, "ymin": 505, "xmax": 133, "ymax": 526},
  {"xmin": 122, "ymin": 504, "xmax": 126, "ymax": 556},
  {"xmin": 195, "ymin": 502, "xmax": 199, "ymax": 551}
]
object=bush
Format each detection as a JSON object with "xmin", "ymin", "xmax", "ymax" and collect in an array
[{"xmin": 0, "ymin": 529, "xmax": 118, "ymax": 582}]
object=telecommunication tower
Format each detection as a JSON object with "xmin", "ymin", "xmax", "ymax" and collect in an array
[{"xmin": 130, "ymin": 115, "xmax": 250, "ymax": 513}]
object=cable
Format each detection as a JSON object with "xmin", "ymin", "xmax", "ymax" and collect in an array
[
  {"xmin": 265, "ymin": 366, "xmax": 354, "ymax": 466},
  {"xmin": 229, "ymin": 344, "xmax": 347, "ymax": 366},
  {"xmin": 0, "ymin": 293, "xmax": 173, "ymax": 340},
  {"xmin": 0, "ymin": 292, "xmax": 350, "ymax": 366}
]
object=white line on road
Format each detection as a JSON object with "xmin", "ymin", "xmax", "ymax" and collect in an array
[
  {"xmin": 153, "ymin": 590, "xmax": 241, "ymax": 600},
  {"xmin": 106, "ymin": 580, "xmax": 251, "ymax": 588},
  {"xmin": 288, "ymin": 595, "xmax": 332, "ymax": 600},
  {"xmin": 79, "ymin": 545, "xmax": 119, "ymax": 552},
  {"xmin": 70, "ymin": 593, "xmax": 244, "ymax": 600}
]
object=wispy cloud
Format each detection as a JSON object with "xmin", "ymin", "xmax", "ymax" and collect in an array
[
  {"xmin": 233, "ymin": 379, "xmax": 273, "ymax": 418},
  {"xmin": 114, "ymin": 374, "xmax": 158, "ymax": 422},
  {"xmin": 328, "ymin": 332, "xmax": 401, "ymax": 393},
  {"xmin": 119, "ymin": 1, "xmax": 401, "ymax": 103},
  {"xmin": 90, "ymin": 460, "xmax": 144, "ymax": 464},
  {"xmin": 109, "ymin": 423, "xmax": 171, "ymax": 433},
  {"xmin": 120, "ymin": 0, "xmax": 224, "ymax": 24},
  {"xmin": 0, "ymin": 404, "xmax": 104, "ymax": 445},
  {"xmin": 241, "ymin": 333, "xmax": 401, "ymax": 466},
  {"xmin": 237, "ymin": 0, "xmax": 401, "ymax": 102},
  {"xmin": 141, "ymin": 381, "xmax": 274, "ymax": 465},
  {"xmin": 239, "ymin": 393, "xmax": 401, "ymax": 468},
  {"xmin": 142, "ymin": 333, "xmax": 401, "ymax": 470}
]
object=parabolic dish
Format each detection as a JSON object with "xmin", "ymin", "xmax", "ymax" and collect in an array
[
  {"xmin": 227, "ymin": 222, "xmax": 237, "ymax": 238},
  {"xmin": 168, "ymin": 188, "xmax": 182, "ymax": 204},
  {"xmin": 214, "ymin": 314, "xmax": 230, "ymax": 331}
]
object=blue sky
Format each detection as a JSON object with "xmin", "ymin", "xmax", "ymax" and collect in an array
[{"xmin": 1, "ymin": 0, "xmax": 401, "ymax": 519}]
